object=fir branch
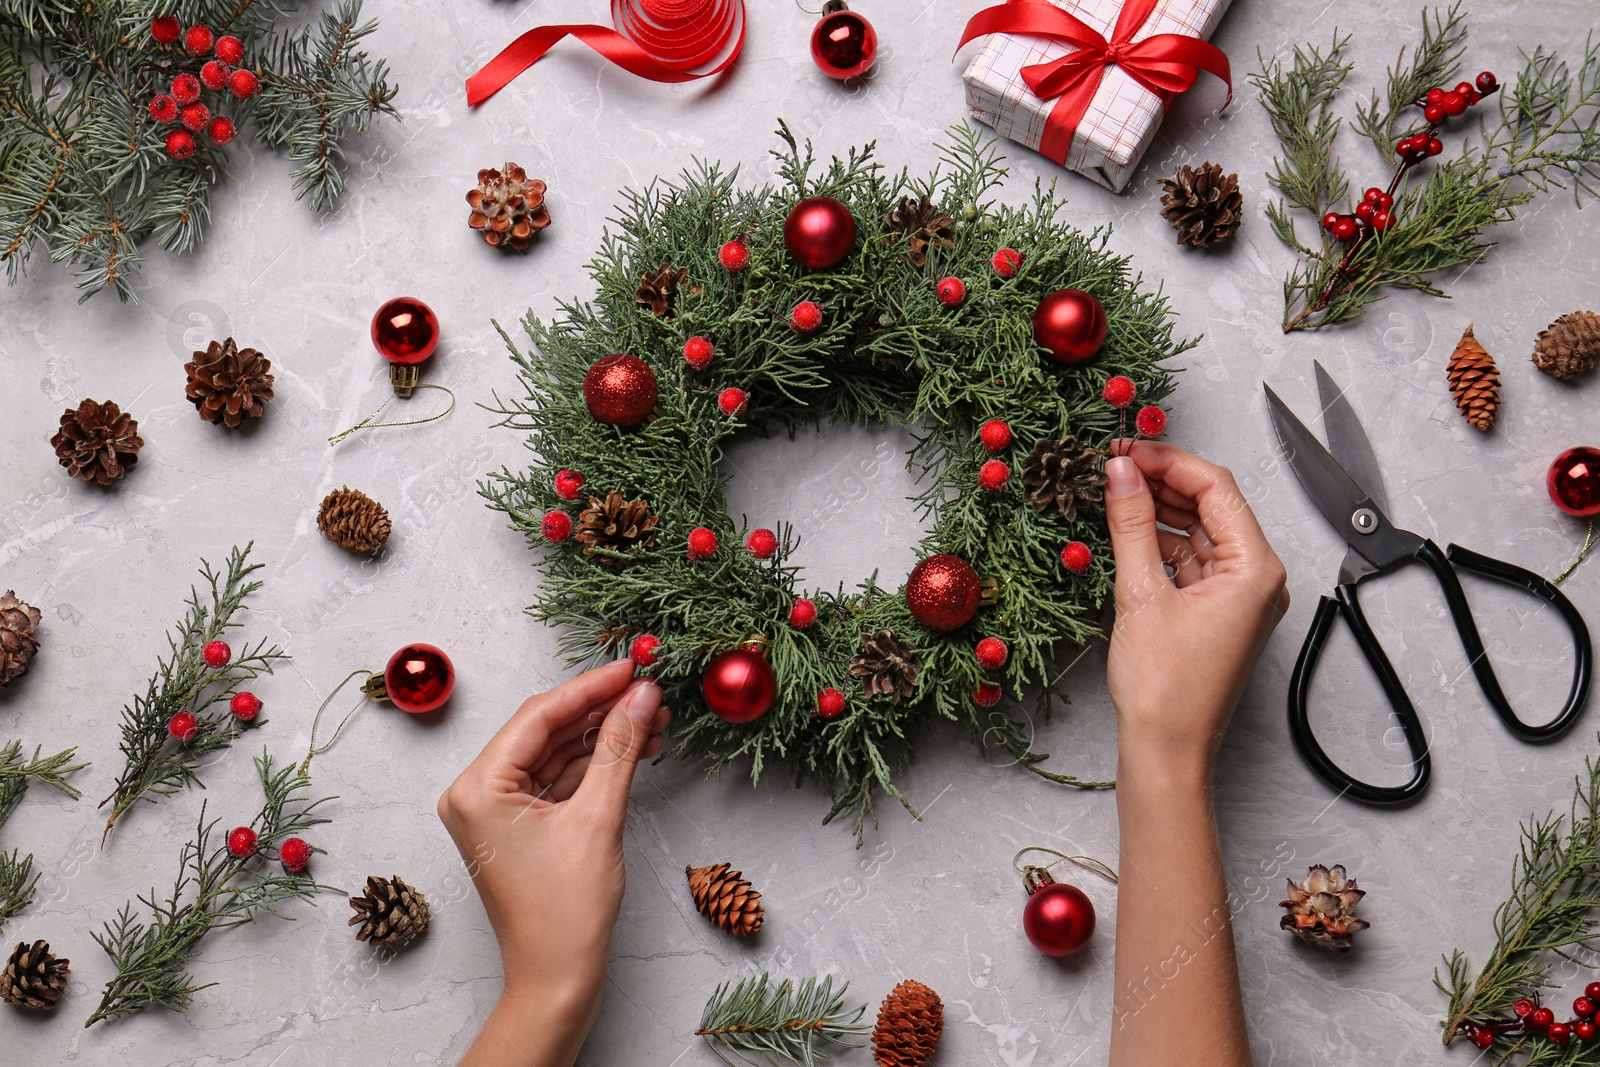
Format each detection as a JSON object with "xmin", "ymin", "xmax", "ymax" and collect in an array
[
  {"xmin": 696, "ymin": 974, "xmax": 868, "ymax": 1067},
  {"xmin": 101, "ymin": 543, "xmax": 286, "ymax": 840},
  {"xmin": 86, "ymin": 751, "xmax": 335, "ymax": 1026},
  {"xmin": 1354, "ymin": 3, "xmax": 1469, "ymax": 155},
  {"xmin": 0, "ymin": 848, "xmax": 38, "ymax": 935}
]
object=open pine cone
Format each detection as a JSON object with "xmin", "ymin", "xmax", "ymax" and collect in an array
[
  {"xmin": 0, "ymin": 591, "xmax": 42, "ymax": 690},
  {"xmin": 185, "ymin": 337, "xmax": 275, "ymax": 427},
  {"xmin": 1159, "ymin": 162, "xmax": 1243, "ymax": 247},
  {"xmin": 882, "ymin": 194, "xmax": 956, "ymax": 268},
  {"xmin": 1020, "ymin": 436, "xmax": 1107, "ymax": 521},
  {"xmin": 317, "ymin": 486, "xmax": 392, "ymax": 554},
  {"xmin": 872, "ymin": 979, "xmax": 943, "ymax": 1067},
  {"xmin": 1280, "ymin": 864, "xmax": 1369, "ymax": 951},
  {"xmin": 685, "ymin": 862, "xmax": 764, "ymax": 937},
  {"xmin": 848, "ymin": 629, "xmax": 922, "ymax": 704},
  {"xmin": 636, "ymin": 263, "xmax": 690, "ymax": 318},
  {"xmin": 1, "ymin": 940, "xmax": 69, "ymax": 1010},
  {"xmin": 1532, "ymin": 310, "xmax": 1600, "ymax": 381},
  {"xmin": 349, "ymin": 875, "xmax": 430, "ymax": 948},
  {"xmin": 575, "ymin": 492, "xmax": 659, "ymax": 569},
  {"xmin": 467, "ymin": 163, "xmax": 551, "ymax": 250},
  {"xmin": 50, "ymin": 399, "xmax": 143, "ymax": 485}
]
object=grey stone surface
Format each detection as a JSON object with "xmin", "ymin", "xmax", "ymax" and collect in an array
[{"xmin": 2, "ymin": 1, "xmax": 1599, "ymax": 1063}]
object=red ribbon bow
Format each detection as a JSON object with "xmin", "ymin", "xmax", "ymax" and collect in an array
[
  {"xmin": 467, "ymin": 0, "xmax": 745, "ymax": 108},
  {"xmin": 957, "ymin": 0, "xmax": 1232, "ymax": 167}
]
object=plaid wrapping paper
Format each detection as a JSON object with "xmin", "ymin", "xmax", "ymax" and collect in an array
[{"xmin": 962, "ymin": 0, "xmax": 1233, "ymax": 192}]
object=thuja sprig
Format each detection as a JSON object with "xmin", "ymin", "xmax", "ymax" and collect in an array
[
  {"xmin": 1257, "ymin": 34, "xmax": 1354, "ymax": 251},
  {"xmin": 1353, "ymin": 2, "xmax": 1468, "ymax": 154},
  {"xmin": 0, "ymin": 849, "xmax": 38, "ymax": 935},
  {"xmin": 86, "ymin": 751, "xmax": 335, "ymax": 1026},
  {"xmin": 101, "ymin": 543, "xmax": 286, "ymax": 841},
  {"xmin": 696, "ymin": 974, "xmax": 868, "ymax": 1067},
  {"xmin": 0, "ymin": 739, "xmax": 86, "ymax": 933}
]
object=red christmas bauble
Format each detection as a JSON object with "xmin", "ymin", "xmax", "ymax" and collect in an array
[
  {"xmin": 383, "ymin": 643, "xmax": 454, "ymax": 713},
  {"xmin": 372, "ymin": 297, "xmax": 440, "ymax": 365},
  {"xmin": 1023, "ymin": 877, "xmax": 1096, "ymax": 956},
  {"xmin": 584, "ymin": 353, "xmax": 658, "ymax": 427},
  {"xmin": 1549, "ymin": 446, "xmax": 1600, "ymax": 517},
  {"xmin": 1032, "ymin": 289, "xmax": 1107, "ymax": 364},
  {"xmin": 905, "ymin": 554, "xmax": 981, "ymax": 631},
  {"xmin": 702, "ymin": 648, "xmax": 776, "ymax": 724},
  {"xmin": 784, "ymin": 196, "xmax": 856, "ymax": 270},
  {"xmin": 810, "ymin": 4, "xmax": 877, "ymax": 80}
]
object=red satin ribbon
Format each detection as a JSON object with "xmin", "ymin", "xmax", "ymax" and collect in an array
[
  {"xmin": 957, "ymin": 0, "xmax": 1231, "ymax": 166},
  {"xmin": 467, "ymin": 0, "xmax": 746, "ymax": 107}
]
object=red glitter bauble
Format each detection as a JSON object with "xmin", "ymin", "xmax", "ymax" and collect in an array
[
  {"xmin": 905, "ymin": 554, "xmax": 981, "ymax": 631},
  {"xmin": 1549, "ymin": 446, "xmax": 1600, "ymax": 517},
  {"xmin": 1023, "ymin": 877, "xmax": 1096, "ymax": 956},
  {"xmin": 784, "ymin": 196, "xmax": 856, "ymax": 270},
  {"xmin": 810, "ymin": 4, "xmax": 877, "ymax": 80},
  {"xmin": 583, "ymin": 353, "xmax": 658, "ymax": 427},
  {"xmin": 1032, "ymin": 289, "xmax": 1107, "ymax": 364},
  {"xmin": 383, "ymin": 643, "xmax": 455, "ymax": 714},
  {"xmin": 371, "ymin": 297, "xmax": 440, "ymax": 365},
  {"xmin": 702, "ymin": 648, "xmax": 776, "ymax": 724}
]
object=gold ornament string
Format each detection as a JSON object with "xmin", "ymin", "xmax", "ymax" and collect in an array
[
  {"xmin": 300, "ymin": 669, "xmax": 372, "ymax": 776},
  {"xmin": 328, "ymin": 382, "xmax": 456, "ymax": 446},
  {"xmin": 1012, "ymin": 845, "xmax": 1118, "ymax": 884},
  {"xmin": 1556, "ymin": 521, "xmax": 1598, "ymax": 585}
]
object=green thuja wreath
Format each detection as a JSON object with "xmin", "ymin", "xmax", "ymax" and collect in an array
[{"xmin": 483, "ymin": 123, "xmax": 1194, "ymax": 839}]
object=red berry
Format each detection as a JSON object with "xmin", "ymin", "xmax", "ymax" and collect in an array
[
  {"xmin": 1426, "ymin": 138, "xmax": 1444, "ymax": 156},
  {"xmin": 1588, "ymin": 983, "xmax": 1600, "ymax": 1002},
  {"xmin": 226, "ymin": 826, "xmax": 258, "ymax": 859},
  {"xmin": 790, "ymin": 300, "xmax": 824, "ymax": 333},
  {"xmin": 151, "ymin": 15, "xmax": 182, "ymax": 43},
  {"xmin": 745, "ymin": 528, "xmax": 779, "ymax": 558},
  {"xmin": 164, "ymin": 128, "xmax": 196, "ymax": 159},
  {"xmin": 1425, "ymin": 87, "xmax": 1445, "ymax": 104},
  {"xmin": 1464, "ymin": 88, "xmax": 1481, "ymax": 106},
  {"xmin": 203, "ymin": 640, "xmax": 232, "ymax": 668},
  {"xmin": 1395, "ymin": 139, "xmax": 1413, "ymax": 159},
  {"xmin": 278, "ymin": 837, "xmax": 312, "ymax": 873},
  {"xmin": 789, "ymin": 598, "xmax": 818, "ymax": 629},
  {"xmin": 1578, "ymin": 1021, "xmax": 1598, "ymax": 1042},
  {"xmin": 1442, "ymin": 91, "xmax": 1467, "ymax": 116},
  {"xmin": 975, "ymin": 637, "xmax": 1008, "ymax": 670},
  {"xmin": 1513, "ymin": 999, "xmax": 1537, "ymax": 1018},
  {"xmin": 541, "ymin": 509, "xmax": 573, "ymax": 542},
  {"xmin": 973, "ymin": 682, "xmax": 1002, "ymax": 708},
  {"xmin": 1576, "ymin": 997, "xmax": 1597, "ymax": 1018},
  {"xmin": 1550, "ymin": 1022, "xmax": 1572, "ymax": 1044},
  {"xmin": 1321, "ymin": 211, "xmax": 1341, "ymax": 232},
  {"xmin": 936, "ymin": 276, "xmax": 966, "ymax": 307},
  {"xmin": 229, "ymin": 691, "xmax": 262, "ymax": 722},
  {"xmin": 1135, "ymin": 405, "xmax": 1167, "ymax": 438},
  {"xmin": 171, "ymin": 72, "xmax": 202, "ymax": 105},
  {"xmin": 167, "ymin": 710, "xmax": 199, "ymax": 742},
  {"xmin": 215, "ymin": 35, "xmax": 245, "ymax": 65},
  {"xmin": 1409, "ymin": 133, "xmax": 1431, "ymax": 151},
  {"xmin": 815, "ymin": 687, "xmax": 846, "ymax": 719},
  {"xmin": 1476, "ymin": 71, "xmax": 1497, "ymax": 93},
  {"xmin": 184, "ymin": 24, "xmax": 215, "ymax": 55},
  {"xmin": 228, "ymin": 68, "xmax": 260, "ymax": 99},
  {"xmin": 1455, "ymin": 81, "xmax": 1475, "ymax": 97},
  {"xmin": 1331, "ymin": 217, "xmax": 1357, "ymax": 242},
  {"xmin": 1061, "ymin": 541, "xmax": 1092, "ymax": 576},
  {"xmin": 1376, "ymin": 192, "xmax": 1394, "ymax": 209},
  {"xmin": 1354, "ymin": 201, "xmax": 1376, "ymax": 221},
  {"xmin": 148, "ymin": 94, "xmax": 178, "ymax": 123},
  {"xmin": 683, "ymin": 335, "xmax": 714, "ymax": 370},
  {"xmin": 1424, "ymin": 103, "xmax": 1445, "ymax": 123},
  {"xmin": 206, "ymin": 116, "xmax": 236, "ymax": 146},
  {"xmin": 717, "ymin": 387, "xmax": 748, "ymax": 416},
  {"xmin": 687, "ymin": 527, "xmax": 718, "ymax": 560},
  {"xmin": 1363, "ymin": 187, "xmax": 1384, "ymax": 202},
  {"xmin": 718, "ymin": 239, "xmax": 749, "ymax": 271},
  {"xmin": 1532, "ymin": 1007, "xmax": 1557, "ymax": 1030},
  {"xmin": 978, "ymin": 418, "xmax": 1012, "ymax": 452},
  {"xmin": 1371, "ymin": 210, "xmax": 1392, "ymax": 232},
  {"xmin": 629, "ymin": 634, "xmax": 661, "ymax": 666},
  {"xmin": 1102, "ymin": 375, "xmax": 1136, "ymax": 408},
  {"xmin": 180, "ymin": 103, "xmax": 211, "ymax": 132},
  {"xmin": 553, "ymin": 468, "xmax": 585, "ymax": 501},
  {"xmin": 978, "ymin": 459, "xmax": 1010, "ymax": 491},
  {"xmin": 991, "ymin": 247, "xmax": 1022, "ymax": 278},
  {"xmin": 1469, "ymin": 1026, "xmax": 1495, "ymax": 1049},
  {"xmin": 200, "ymin": 60, "xmax": 231, "ymax": 90}
]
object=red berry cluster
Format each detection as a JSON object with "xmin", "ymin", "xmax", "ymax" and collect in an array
[
  {"xmin": 147, "ymin": 14, "xmax": 260, "ymax": 159},
  {"xmin": 1463, "ymin": 985, "xmax": 1600, "ymax": 1049}
]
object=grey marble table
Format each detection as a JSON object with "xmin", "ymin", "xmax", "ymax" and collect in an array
[{"xmin": 3, "ymin": 1, "xmax": 1599, "ymax": 1064}]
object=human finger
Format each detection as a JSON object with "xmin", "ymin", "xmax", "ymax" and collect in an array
[
  {"xmin": 475, "ymin": 660, "xmax": 637, "ymax": 775},
  {"xmin": 532, "ymin": 705, "xmax": 669, "ymax": 789},
  {"xmin": 1157, "ymin": 530, "xmax": 1205, "ymax": 587},
  {"xmin": 1104, "ymin": 455, "xmax": 1174, "ymax": 606},
  {"xmin": 572, "ymin": 683, "xmax": 664, "ymax": 824},
  {"xmin": 1126, "ymin": 442, "xmax": 1270, "ymax": 550},
  {"xmin": 542, "ymin": 729, "xmax": 667, "ymax": 804}
]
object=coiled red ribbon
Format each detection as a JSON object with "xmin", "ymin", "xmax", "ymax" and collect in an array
[
  {"xmin": 467, "ymin": 0, "xmax": 746, "ymax": 107},
  {"xmin": 957, "ymin": 0, "xmax": 1231, "ymax": 166}
]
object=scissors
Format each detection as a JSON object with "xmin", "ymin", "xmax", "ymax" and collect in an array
[{"xmin": 1263, "ymin": 362, "xmax": 1592, "ymax": 804}]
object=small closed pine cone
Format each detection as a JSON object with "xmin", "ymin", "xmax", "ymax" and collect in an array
[
  {"xmin": 467, "ymin": 163, "xmax": 551, "ymax": 250},
  {"xmin": 636, "ymin": 262, "xmax": 690, "ymax": 318},
  {"xmin": 1446, "ymin": 324, "xmax": 1500, "ymax": 431},
  {"xmin": 50, "ymin": 399, "xmax": 143, "ymax": 485},
  {"xmin": 318, "ymin": 486, "xmax": 392, "ymax": 554},
  {"xmin": 882, "ymin": 194, "xmax": 956, "ymax": 268},
  {"xmin": 185, "ymin": 338, "xmax": 275, "ymax": 427},
  {"xmin": 1020, "ymin": 436, "xmax": 1108, "ymax": 522},
  {"xmin": 1159, "ymin": 162, "xmax": 1243, "ymax": 248},
  {"xmin": 848, "ymin": 628, "xmax": 922, "ymax": 704},
  {"xmin": 1279, "ymin": 864, "xmax": 1369, "ymax": 952},
  {"xmin": 0, "ymin": 591, "xmax": 42, "ymax": 690},
  {"xmin": 1532, "ymin": 310, "xmax": 1600, "ymax": 381},
  {"xmin": 1, "ymin": 940, "xmax": 69, "ymax": 1010},
  {"xmin": 872, "ymin": 979, "xmax": 943, "ymax": 1067},
  {"xmin": 574, "ymin": 492, "xmax": 660, "ymax": 569},
  {"xmin": 349, "ymin": 875, "xmax": 430, "ymax": 948},
  {"xmin": 685, "ymin": 862, "xmax": 764, "ymax": 937}
]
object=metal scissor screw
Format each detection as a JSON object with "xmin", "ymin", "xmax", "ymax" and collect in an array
[{"xmin": 1351, "ymin": 508, "xmax": 1378, "ymax": 535}]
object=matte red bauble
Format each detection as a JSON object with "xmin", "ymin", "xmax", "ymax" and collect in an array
[
  {"xmin": 702, "ymin": 647, "xmax": 776, "ymax": 724},
  {"xmin": 1022, "ymin": 869, "xmax": 1096, "ymax": 956},
  {"xmin": 1032, "ymin": 289, "xmax": 1107, "ymax": 364},
  {"xmin": 371, "ymin": 297, "xmax": 440, "ymax": 365},
  {"xmin": 377, "ymin": 643, "xmax": 455, "ymax": 713},
  {"xmin": 905, "ymin": 553, "xmax": 981, "ymax": 631},
  {"xmin": 1549, "ymin": 446, "xmax": 1600, "ymax": 518},
  {"xmin": 583, "ymin": 353, "xmax": 658, "ymax": 427},
  {"xmin": 784, "ymin": 196, "xmax": 856, "ymax": 270},
  {"xmin": 810, "ymin": 1, "xmax": 877, "ymax": 80}
]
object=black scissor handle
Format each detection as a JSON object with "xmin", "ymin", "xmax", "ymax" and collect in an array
[
  {"xmin": 1416, "ymin": 540, "xmax": 1592, "ymax": 742},
  {"xmin": 1288, "ymin": 586, "xmax": 1432, "ymax": 804}
]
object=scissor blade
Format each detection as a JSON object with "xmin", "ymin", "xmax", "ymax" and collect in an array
[
  {"xmin": 1314, "ymin": 361, "xmax": 1390, "ymax": 513},
  {"xmin": 1264, "ymin": 383, "xmax": 1379, "ymax": 535}
]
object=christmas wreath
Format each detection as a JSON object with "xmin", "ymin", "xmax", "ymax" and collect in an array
[{"xmin": 484, "ymin": 124, "xmax": 1192, "ymax": 836}]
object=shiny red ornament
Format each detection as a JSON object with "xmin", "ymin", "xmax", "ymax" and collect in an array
[
  {"xmin": 380, "ymin": 643, "xmax": 455, "ymax": 713},
  {"xmin": 1022, "ymin": 869, "xmax": 1096, "ymax": 956},
  {"xmin": 583, "ymin": 353, "xmax": 658, "ymax": 427},
  {"xmin": 203, "ymin": 640, "xmax": 232, "ymax": 668},
  {"xmin": 227, "ymin": 826, "xmax": 259, "ymax": 858},
  {"xmin": 372, "ymin": 297, "xmax": 440, "ymax": 366},
  {"xmin": 1032, "ymin": 289, "xmax": 1107, "ymax": 364},
  {"xmin": 1549, "ymin": 447, "xmax": 1600, "ymax": 517},
  {"xmin": 789, "ymin": 598, "xmax": 817, "ymax": 629},
  {"xmin": 784, "ymin": 196, "xmax": 856, "ymax": 270},
  {"xmin": 905, "ymin": 554, "xmax": 981, "ymax": 632},
  {"xmin": 810, "ymin": 1, "xmax": 876, "ymax": 80},
  {"xmin": 630, "ymin": 634, "xmax": 661, "ymax": 666},
  {"xmin": 541, "ymin": 509, "xmax": 573, "ymax": 541},
  {"xmin": 978, "ymin": 459, "xmax": 1009, "ymax": 491},
  {"xmin": 702, "ymin": 647, "xmax": 776, "ymax": 724},
  {"xmin": 554, "ymin": 468, "xmax": 585, "ymax": 500},
  {"xmin": 815, "ymin": 687, "xmax": 846, "ymax": 719},
  {"xmin": 936, "ymin": 276, "xmax": 966, "ymax": 307},
  {"xmin": 230, "ymin": 691, "xmax": 262, "ymax": 722},
  {"xmin": 684, "ymin": 335, "xmax": 715, "ymax": 369},
  {"xmin": 978, "ymin": 418, "xmax": 1012, "ymax": 452},
  {"xmin": 745, "ymin": 528, "xmax": 778, "ymax": 558}
]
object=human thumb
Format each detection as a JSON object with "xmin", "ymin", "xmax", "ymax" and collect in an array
[
  {"xmin": 1103, "ymin": 455, "xmax": 1166, "ymax": 597},
  {"xmin": 573, "ymin": 681, "xmax": 661, "ymax": 820}
]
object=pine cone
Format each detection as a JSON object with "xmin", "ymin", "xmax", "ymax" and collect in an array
[
  {"xmin": 1158, "ymin": 162, "xmax": 1243, "ymax": 248},
  {"xmin": 184, "ymin": 338, "xmax": 275, "ymax": 427},
  {"xmin": 349, "ymin": 875, "xmax": 430, "ymax": 948},
  {"xmin": 1020, "ymin": 436, "xmax": 1108, "ymax": 521},
  {"xmin": 881, "ymin": 195, "xmax": 956, "ymax": 268},
  {"xmin": 0, "ymin": 591, "xmax": 41, "ymax": 690},
  {"xmin": 318, "ymin": 486, "xmax": 392, "ymax": 554},
  {"xmin": 575, "ymin": 492, "xmax": 660, "ymax": 569},
  {"xmin": 685, "ymin": 862, "xmax": 764, "ymax": 937},
  {"xmin": 50, "ymin": 399, "xmax": 143, "ymax": 485},
  {"xmin": 1, "ymin": 940, "xmax": 69, "ymax": 1010},
  {"xmin": 1446, "ymin": 324, "xmax": 1500, "ymax": 431},
  {"xmin": 467, "ymin": 163, "xmax": 551, "ymax": 250},
  {"xmin": 636, "ymin": 262, "xmax": 690, "ymax": 318},
  {"xmin": 1279, "ymin": 864, "xmax": 1368, "ymax": 952},
  {"xmin": 848, "ymin": 629, "xmax": 922, "ymax": 704},
  {"xmin": 1532, "ymin": 310, "xmax": 1600, "ymax": 381},
  {"xmin": 872, "ymin": 979, "xmax": 943, "ymax": 1067}
]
